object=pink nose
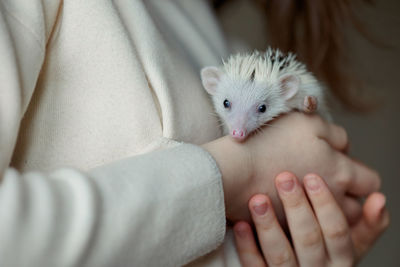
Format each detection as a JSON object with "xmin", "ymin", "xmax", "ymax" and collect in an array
[{"xmin": 231, "ymin": 129, "xmax": 247, "ymax": 141}]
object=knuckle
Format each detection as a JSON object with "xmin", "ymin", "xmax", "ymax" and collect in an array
[
  {"xmin": 285, "ymin": 195, "xmax": 304, "ymax": 210},
  {"xmin": 315, "ymin": 137, "xmax": 332, "ymax": 153},
  {"xmin": 295, "ymin": 112, "xmax": 320, "ymax": 128},
  {"xmin": 257, "ymin": 218, "xmax": 275, "ymax": 232},
  {"xmin": 309, "ymin": 190, "xmax": 332, "ymax": 207},
  {"xmin": 325, "ymin": 224, "xmax": 349, "ymax": 241},
  {"xmin": 361, "ymin": 168, "xmax": 381, "ymax": 193},
  {"xmin": 310, "ymin": 113, "xmax": 323, "ymax": 122},
  {"xmin": 298, "ymin": 229, "xmax": 323, "ymax": 248},
  {"xmin": 269, "ymin": 250, "xmax": 292, "ymax": 266},
  {"xmin": 337, "ymin": 125, "xmax": 349, "ymax": 147},
  {"xmin": 310, "ymin": 114, "xmax": 324, "ymax": 128},
  {"xmin": 336, "ymin": 175, "xmax": 351, "ymax": 191},
  {"xmin": 335, "ymin": 168, "xmax": 353, "ymax": 190}
]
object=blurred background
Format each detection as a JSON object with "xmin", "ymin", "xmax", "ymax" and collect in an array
[{"xmin": 215, "ymin": 0, "xmax": 399, "ymax": 266}]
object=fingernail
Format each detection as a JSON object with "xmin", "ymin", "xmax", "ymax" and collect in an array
[
  {"xmin": 305, "ymin": 175, "xmax": 321, "ymax": 191},
  {"xmin": 278, "ymin": 176, "xmax": 295, "ymax": 192},
  {"xmin": 253, "ymin": 201, "xmax": 269, "ymax": 215}
]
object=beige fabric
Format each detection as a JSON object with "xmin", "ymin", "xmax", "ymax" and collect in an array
[
  {"xmin": 12, "ymin": 0, "xmax": 225, "ymax": 170},
  {"xmin": 0, "ymin": 0, "xmax": 246, "ymax": 266}
]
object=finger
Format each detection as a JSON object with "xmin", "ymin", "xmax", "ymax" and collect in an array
[
  {"xmin": 342, "ymin": 196, "xmax": 362, "ymax": 226},
  {"xmin": 249, "ymin": 194, "xmax": 297, "ymax": 267},
  {"xmin": 233, "ymin": 221, "xmax": 267, "ymax": 267},
  {"xmin": 275, "ymin": 172, "xmax": 326, "ymax": 266},
  {"xmin": 314, "ymin": 119, "xmax": 349, "ymax": 152},
  {"xmin": 351, "ymin": 192, "xmax": 390, "ymax": 260},
  {"xmin": 303, "ymin": 174, "xmax": 355, "ymax": 265},
  {"xmin": 341, "ymin": 157, "xmax": 381, "ymax": 197}
]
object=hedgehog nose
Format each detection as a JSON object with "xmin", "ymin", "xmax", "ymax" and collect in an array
[{"xmin": 231, "ymin": 129, "xmax": 247, "ymax": 141}]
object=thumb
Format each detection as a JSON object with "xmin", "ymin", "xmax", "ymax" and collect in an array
[{"xmin": 351, "ymin": 192, "xmax": 390, "ymax": 259}]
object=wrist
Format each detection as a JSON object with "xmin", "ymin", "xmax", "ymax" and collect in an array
[{"xmin": 202, "ymin": 136, "xmax": 252, "ymax": 219}]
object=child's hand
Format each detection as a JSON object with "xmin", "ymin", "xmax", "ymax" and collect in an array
[
  {"xmin": 203, "ymin": 112, "xmax": 380, "ymax": 222},
  {"xmin": 233, "ymin": 172, "xmax": 389, "ymax": 267}
]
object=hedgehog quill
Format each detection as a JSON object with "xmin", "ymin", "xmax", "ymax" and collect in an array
[{"xmin": 201, "ymin": 48, "xmax": 331, "ymax": 141}]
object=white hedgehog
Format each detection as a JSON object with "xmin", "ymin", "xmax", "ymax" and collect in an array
[{"xmin": 201, "ymin": 48, "xmax": 331, "ymax": 141}]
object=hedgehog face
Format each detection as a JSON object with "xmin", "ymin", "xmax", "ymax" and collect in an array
[
  {"xmin": 201, "ymin": 65, "xmax": 298, "ymax": 141},
  {"xmin": 211, "ymin": 76, "xmax": 288, "ymax": 141}
]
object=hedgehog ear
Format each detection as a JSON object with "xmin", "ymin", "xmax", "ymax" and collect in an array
[
  {"xmin": 201, "ymin": 66, "xmax": 224, "ymax": 95},
  {"xmin": 279, "ymin": 74, "xmax": 300, "ymax": 100}
]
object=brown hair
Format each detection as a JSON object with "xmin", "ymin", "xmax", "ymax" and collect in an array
[{"xmin": 213, "ymin": 0, "xmax": 374, "ymax": 111}]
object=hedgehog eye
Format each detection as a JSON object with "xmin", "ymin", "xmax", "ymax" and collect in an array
[
  {"xmin": 223, "ymin": 99, "xmax": 231, "ymax": 109},
  {"xmin": 258, "ymin": 104, "xmax": 266, "ymax": 113}
]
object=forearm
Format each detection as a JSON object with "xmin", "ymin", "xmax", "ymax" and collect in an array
[
  {"xmin": 87, "ymin": 144, "xmax": 226, "ymax": 266},
  {"xmin": 0, "ymin": 144, "xmax": 226, "ymax": 267}
]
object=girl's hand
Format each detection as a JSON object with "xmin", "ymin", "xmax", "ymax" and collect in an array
[
  {"xmin": 203, "ymin": 112, "xmax": 380, "ymax": 222},
  {"xmin": 233, "ymin": 172, "xmax": 390, "ymax": 267}
]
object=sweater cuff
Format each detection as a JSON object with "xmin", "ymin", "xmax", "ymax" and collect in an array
[
  {"xmin": 183, "ymin": 143, "xmax": 227, "ymax": 258},
  {"xmin": 87, "ymin": 143, "xmax": 226, "ymax": 266}
]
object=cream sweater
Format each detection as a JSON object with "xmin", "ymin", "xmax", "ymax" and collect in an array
[{"xmin": 0, "ymin": 0, "xmax": 242, "ymax": 266}]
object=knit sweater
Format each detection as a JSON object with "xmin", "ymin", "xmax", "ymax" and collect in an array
[{"xmin": 0, "ymin": 0, "xmax": 242, "ymax": 266}]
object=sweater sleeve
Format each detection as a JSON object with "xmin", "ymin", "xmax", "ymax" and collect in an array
[
  {"xmin": 0, "ymin": 144, "xmax": 226, "ymax": 267},
  {"xmin": 0, "ymin": 2, "xmax": 226, "ymax": 267}
]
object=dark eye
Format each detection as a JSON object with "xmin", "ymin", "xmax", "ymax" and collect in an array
[
  {"xmin": 223, "ymin": 99, "xmax": 231, "ymax": 109},
  {"xmin": 258, "ymin": 104, "xmax": 266, "ymax": 113}
]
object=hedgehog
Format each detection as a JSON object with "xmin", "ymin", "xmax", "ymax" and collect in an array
[{"xmin": 201, "ymin": 48, "xmax": 331, "ymax": 141}]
